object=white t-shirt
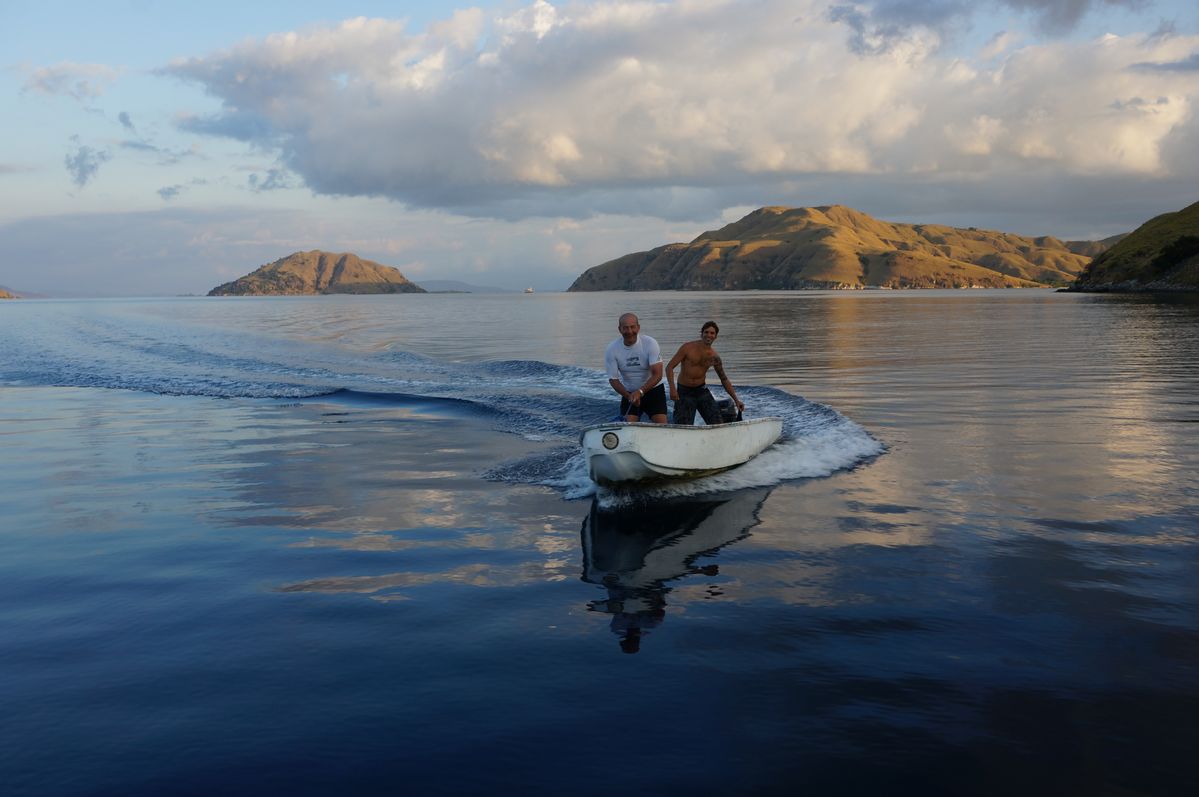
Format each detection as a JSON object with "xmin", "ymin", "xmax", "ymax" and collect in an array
[{"xmin": 605, "ymin": 334, "xmax": 662, "ymax": 391}]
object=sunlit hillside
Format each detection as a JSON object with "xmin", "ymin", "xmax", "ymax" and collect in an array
[{"xmin": 569, "ymin": 206, "xmax": 1106, "ymax": 291}]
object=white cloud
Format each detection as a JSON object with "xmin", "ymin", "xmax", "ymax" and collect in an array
[
  {"xmin": 152, "ymin": 1, "xmax": 1195, "ymax": 222},
  {"xmin": 23, "ymin": 62, "xmax": 122, "ymax": 101},
  {"xmin": 944, "ymin": 114, "xmax": 1005, "ymax": 155},
  {"xmin": 980, "ymin": 30, "xmax": 1020, "ymax": 60},
  {"xmin": 497, "ymin": 0, "xmax": 561, "ymax": 40}
]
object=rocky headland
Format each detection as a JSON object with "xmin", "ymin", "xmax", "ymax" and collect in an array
[
  {"xmin": 209, "ymin": 251, "xmax": 426, "ymax": 296},
  {"xmin": 1070, "ymin": 200, "xmax": 1199, "ymax": 292},
  {"xmin": 569, "ymin": 205, "xmax": 1115, "ymax": 291},
  {"xmin": 0, "ymin": 288, "xmax": 16, "ymax": 300}
]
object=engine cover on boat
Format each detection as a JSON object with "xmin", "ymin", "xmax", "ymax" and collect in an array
[{"xmin": 716, "ymin": 398, "xmax": 742, "ymax": 423}]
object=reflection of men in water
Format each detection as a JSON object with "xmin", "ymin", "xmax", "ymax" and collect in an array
[
  {"xmin": 666, "ymin": 321, "xmax": 745, "ymax": 425},
  {"xmin": 605, "ymin": 312, "xmax": 668, "ymax": 423},
  {"xmin": 595, "ymin": 578, "xmax": 667, "ymax": 654},
  {"xmin": 582, "ymin": 494, "xmax": 764, "ymax": 654}
]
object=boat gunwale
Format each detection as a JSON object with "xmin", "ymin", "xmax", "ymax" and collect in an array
[
  {"xmin": 580, "ymin": 416, "xmax": 784, "ymax": 438},
  {"xmin": 580, "ymin": 417, "xmax": 785, "ymax": 484}
]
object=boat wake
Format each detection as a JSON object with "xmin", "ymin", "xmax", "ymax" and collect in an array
[
  {"xmin": 538, "ymin": 389, "xmax": 883, "ymax": 505},
  {"xmin": 1, "ymin": 301, "xmax": 883, "ymax": 500}
]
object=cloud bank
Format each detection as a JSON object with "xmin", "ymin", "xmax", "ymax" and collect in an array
[
  {"xmin": 0, "ymin": 203, "xmax": 661, "ymax": 295},
  {"xmin": 159, "ymin": 0, "xmax": 1197, "ymax": 221}
]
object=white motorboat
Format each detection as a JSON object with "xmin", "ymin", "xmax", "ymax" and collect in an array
[{"xmin": 580, "ymin": 416, "xmax": 784, "ymax": 485}]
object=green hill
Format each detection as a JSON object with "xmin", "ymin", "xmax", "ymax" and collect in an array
[
  {"xmin": 569, "ymin": 206, "xmax": 1107, "ymax": 291},
  {"xmin": 1072, "ymin": 201, "xmax": 1199, "ymax": 291}
]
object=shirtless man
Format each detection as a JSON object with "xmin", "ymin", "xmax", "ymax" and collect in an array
[
  {"xmin": 666, "ymin": 321, "xmax": 744, "ymax": 425},
  {"xmin": 605, "ymin": 312, "xmax": 668, "ymax": 423}
]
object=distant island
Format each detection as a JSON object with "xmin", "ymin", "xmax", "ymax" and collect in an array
[
  {"xmin": 1070, "ymin": 200, "xmax": 1199, "ymax": 292},
  {"xmin": 0, "ymin": 288, "xmax": 15, "ymax": 300},
  {"xmin": 569, "ymin": 205, "xmax": 1120, "ymax": 291},
  {"xmin": 208, "ymin": 251, "xmax": 426, "ymax": 296},
  {"xmin": 417, "ymin": 279, "xmax": 517, "ymax": 294}
]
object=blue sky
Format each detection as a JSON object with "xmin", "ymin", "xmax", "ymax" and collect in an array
[{"xmin": 2, "ymin": 0, "xmax": 1197, "ymax": 295}]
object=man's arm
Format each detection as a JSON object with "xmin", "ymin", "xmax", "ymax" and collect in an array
[
  {"xmin": 604, "ymin": 346, "xmax": 631, "ymax": 400},
  {"xmin": 609, "ymin": 377, "xmax": 633, "ymax": 400},
  {"xmin": 645, "ymin": 361, "xmax": 663, "ymax": 392},
  {"xmin": 622, "ymin": 360, "xmax": 665, "ymax": 407},
  {"xmin": 666, "ymin": 346, "xmax": 687, "ymax": 399},
  {"xmin": 713, "ymin": 356, "xmax": 744, "ymax": 411}
]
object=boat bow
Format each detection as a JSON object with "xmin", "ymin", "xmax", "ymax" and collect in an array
[{"xmin": 580, "ymin": 417, "xmax": 784, "ymax": 485}]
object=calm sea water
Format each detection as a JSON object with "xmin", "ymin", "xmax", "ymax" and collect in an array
[{"xmin": 1, "ymin": 291, "xmax": 1197, "ymax": 795}]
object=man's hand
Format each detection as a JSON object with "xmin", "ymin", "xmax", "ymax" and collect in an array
[{"xmin": 669, "ymin": 387, "xmax": 679, "ymax": 401}]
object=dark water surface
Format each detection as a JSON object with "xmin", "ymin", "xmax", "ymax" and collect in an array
[{"xmin": 1, "ymin": 291, "xmax": 1197, "ymax": 795}]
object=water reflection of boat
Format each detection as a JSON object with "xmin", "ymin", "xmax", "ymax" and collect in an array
[{"xmin": 581, "ymin": 487, "xmax": 771, "ymax": 653}]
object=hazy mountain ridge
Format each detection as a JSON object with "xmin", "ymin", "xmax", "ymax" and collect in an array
[
  {"xmin": 0, "ymin": 284, "xmax": 38, "ymax": 299},
  {"xmin": 1071, "ymin": 200, "xmax": 1199, "ymax": 291},
  {"xmin": 208, "ymin": 251, "xmax": 426, "ymax": 296},
  {"xmin": 1064, "ymin": 234, "xmax": 1128, "ymax": 258},
  {"xmin": 569, "ymin": 205, "xmax": 1111, "ymax": 291},
  {"xmin": 418, "ymin": 279, "xmax": 517, "ymax": 293}
]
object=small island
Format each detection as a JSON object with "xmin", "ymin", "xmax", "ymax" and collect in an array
[{"xmin": 209, "ymin": 251, "xmax": 426, "ymax": 296}]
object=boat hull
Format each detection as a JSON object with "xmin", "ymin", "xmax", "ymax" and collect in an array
[{"xmin": 580, "ymin": 417, "xmax": 784, "ymax": 485}]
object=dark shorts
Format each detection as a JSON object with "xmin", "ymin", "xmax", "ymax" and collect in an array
[
  {"xmin": 621, "ymin": 384, "xmax": 668, "ymax": 419},
  {"xmin": 673, "ymin": 384, "xmax": 722, "ymax": 425}
]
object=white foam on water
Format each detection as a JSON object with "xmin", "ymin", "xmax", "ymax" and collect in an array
[
  {"xmin": 554, "ymin": 450, "xmax": 600, "ymax": 500},
  {"xmin": 546, "ymin": 413, "xmax": 884, "ymax": 506}
]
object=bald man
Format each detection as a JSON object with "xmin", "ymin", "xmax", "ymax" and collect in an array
[{"xmin": 604, "ymin": 312, "xmax": 668, "ymax": 423}]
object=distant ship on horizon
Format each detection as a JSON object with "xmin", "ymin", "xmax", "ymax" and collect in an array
[{"xmin": 524, "ymin": 287, "xmax": 534, "ymax": 293}]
